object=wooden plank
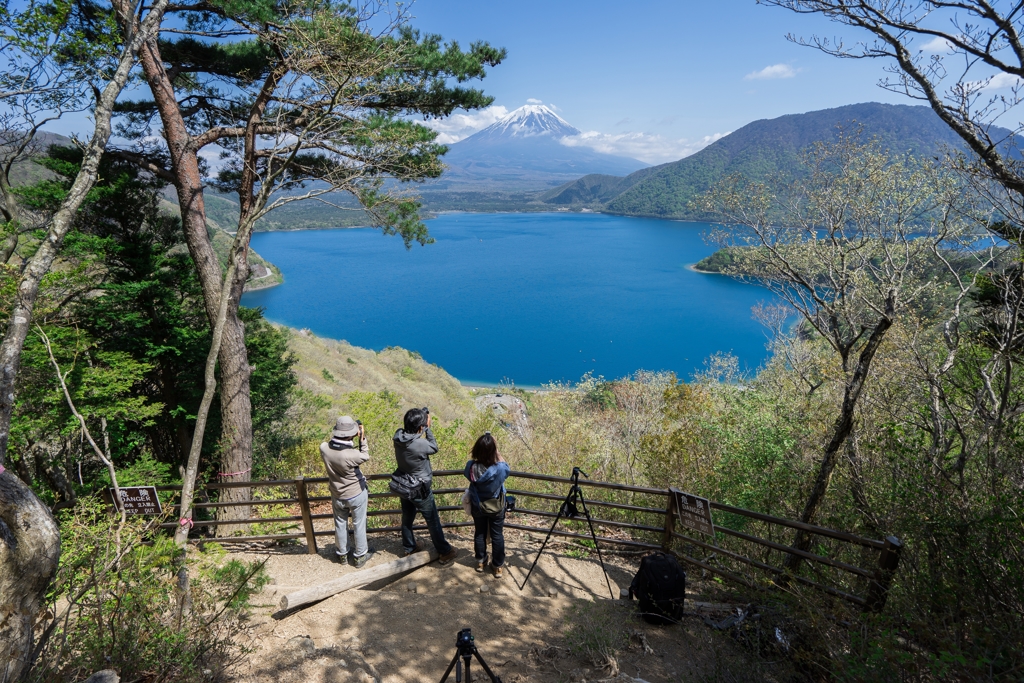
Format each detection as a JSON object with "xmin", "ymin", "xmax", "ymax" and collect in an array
[
  {"xmin": 511, "ymin": 506, "xmax": 664, "ymax": 534},
  {"xmin": 170, "ymin": 498, "xmax": 301, "ymax": 509},
  {"xmin": 192, "ymin": 532, "xmax": 307, "ymax": 543},
  {"xmin": 662, "ymin": 488, "xmax": 677, "ymax": 550},
  {"xmin": 673, "ymin": 550, "xmax": 756, "ymax": 589},
  {"xmin": 714, "ymin": 525, "xmax": 876, "ymax": 578},
  {"xmin": 158, "ymin": 515, "xmax": 302, "ymax": 529},
  {"xmin": 709, "ymin": 501, "xmax": 884, "ymax": 549},
  {"xmin": 311, "ymin": 528, "xmax": 475, "ymax": 536},
  {"xmin": 507, "ymin": 471, "xmax": 669, "ymax": 495},
  {"xmin": 506, "ymin": 488, "xmax": 665, "ymax": 514},
  {"xmin": 279, "ymin": 549, "xmax": 440, "ymax": 611},
  {"xmin": 502, "ymin": 522, "xmax": 662, "ymax": 549},
  {"xmin": 865, "ymin": 535, "xmax": 903, "ymax": 612},
  {"xmin": 671, "ymin": 530, "xmax": 868, "ymax": 607},
  {"xmin": 296, "ymin": 478, "xmax": 318, "ymax": 555}
]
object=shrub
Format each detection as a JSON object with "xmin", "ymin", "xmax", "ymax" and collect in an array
[{"xmin": 30, "ymin": 498, "xmax": 268, "ymax": 683}]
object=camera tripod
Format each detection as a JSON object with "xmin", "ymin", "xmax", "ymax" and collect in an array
[
  {"xmin": 439, "ymin": 628, "xmax": 501, "ymax": 683},
  {"xmin": 520, "ymin": 467, "xmax": 615, "ymax": 599}
]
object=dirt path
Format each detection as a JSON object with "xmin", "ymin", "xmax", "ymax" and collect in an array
[{"xmin": 227, "ymin": 531, "xmax": 785, "ymax": 683}]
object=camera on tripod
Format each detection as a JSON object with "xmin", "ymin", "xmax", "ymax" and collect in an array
[
  {"xmin": 440, "ymin": 627, "xmax": 501, "ymax": 683},
  {"xmin": 520, "ymin": 466, "xmax": 614, "ymax": 599},
  {"xmin": 456, "ymin": 628, "xmax": 474, "ymax": 654}
]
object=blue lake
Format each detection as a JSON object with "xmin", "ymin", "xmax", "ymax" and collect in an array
[{"xmin": 241, "ymin": 213, "xmax": 776, "ymax": 386}]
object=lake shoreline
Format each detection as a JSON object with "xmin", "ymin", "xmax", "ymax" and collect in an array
[
  {"xmin": 251, "ymin": 209, "xmax": 717, "ymax": 232},
  {"xmin": 242, "ymin": 212, "xmax": 776, "ymax": 385}
]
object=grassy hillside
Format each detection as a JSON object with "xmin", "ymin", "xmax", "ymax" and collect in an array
[
  {"xmin": 604, "ymin": 102, "xmax": 993, "ymax": 219},
  {"xmin": 272, "ymin": 326, "xmax": 496, "ymax": 480},
  {"xmin": 284, "ymin": 326, "xmax": 475, "ymax": 426}
]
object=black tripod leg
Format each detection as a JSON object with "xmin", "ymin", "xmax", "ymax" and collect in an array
[
  {"xmin": 577, "ymin": 492, "xmax": 616, "ymax": 599},
  {"xmin": 473, "ymin": 647, "xmax": 503, "ymax": 682},
  {"xmin": 439, "ymin": 649, "xmax": 461, "ymax": 683},
  {"xmin": 520, "ymin": 492, "xmax": 570, "ymax": 591}
]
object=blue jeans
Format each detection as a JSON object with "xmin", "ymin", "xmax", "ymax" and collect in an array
[
  {"xmin": 472, "ymin": 506, "xmax": 505, "ymax": 568},
  {"xmin": 333, "ymin": 489, "xmax": 368, "ymax": 558},
  {"xmin": 400, "ymin": 490, "xmax": 452, "ymax": 556}
]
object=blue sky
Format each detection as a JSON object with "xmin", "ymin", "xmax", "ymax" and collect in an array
[
  {"xmin": 35, "ymin": 0, "xmax": 997, "ymax": 165},
  {"xmin": 410, "ymin": 0, "xmax": 916, "ymax": 162}
]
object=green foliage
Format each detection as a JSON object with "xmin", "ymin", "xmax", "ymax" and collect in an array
[
  {"xmin": 583, "ymin": 380, "xmax": 616, "ymax": 410},
  {"xmin": 5, "ymin": 146, "xmax": 298, "ymax": 503},
  {"xmin": 340, "ymin": 389, "xmax": 402, "ymax": 446},
  {"xmin": 243, "ymin": 307, "xmax": 298, "ymax": 472},
  {"xmin": 692, "ymin": 246, "xmax": 744, "ymax": 273},
  {"xmin": 31, "ymin": 498, "xmax": 269, "ymax": 682}
]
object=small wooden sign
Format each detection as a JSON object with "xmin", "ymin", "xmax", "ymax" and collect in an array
[
  {"xmin": 108, "ymin": 486, "xmax": 163, "ymax": 515},
  {"xmin": 671, "ymin": 488, "xmax": 715, "ymax": 536}
]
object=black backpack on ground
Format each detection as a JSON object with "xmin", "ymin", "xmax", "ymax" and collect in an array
[{"xmin": 629, "ymin": 552, "xmax": 686, "ymax": 625}]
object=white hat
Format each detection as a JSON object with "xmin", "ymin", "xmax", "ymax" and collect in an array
[{"xmin": 332, "ymin": 415, "xmax": 359, "ymax": 438}]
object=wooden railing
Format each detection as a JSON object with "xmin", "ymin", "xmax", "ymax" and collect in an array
[{"xmin": 155, "ymin": 470, "xmax": 902, "ymax": 612}]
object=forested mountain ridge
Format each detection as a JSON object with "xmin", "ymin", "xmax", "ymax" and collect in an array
[{"xmin": 542, "ymin": 103, "xmax": 1006, "ymax": 217}]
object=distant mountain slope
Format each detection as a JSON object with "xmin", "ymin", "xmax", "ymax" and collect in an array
[
  {"xmin": 5, "ymin": 131, "xmax": 74, "ymax": 186},
  {"xmin": 579, "ymin": 103, "xmax": 999, "ymax": 220},
  {"xmin": 536, "ymin": 167, "xmax": 666, "ymax": 206},
  {"xmin": 428, "ymin": 104, "xmax": 649, "ymax": 193}
]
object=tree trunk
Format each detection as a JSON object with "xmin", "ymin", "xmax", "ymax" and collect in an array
[
  {"xmin": 175, "ymin": 213, "xmax": 261, "ymax": 545},
  {"xmin": 0, "ymin": 468, "xmax": 61, "ymax": 683},
  {"xmin": 784, "ymin": 308, "xmax": 893, "ymax": 573},
  {"xmin": 136, "ymin": 39, "xmax": 253, "ymax": 530},
  {"xmin": 213, "ymin": 265, "xmax": 253, "ymax": 535},
  {"xmin": 174, "ymin": 261, "xmax": 236, "ymax": 546}
]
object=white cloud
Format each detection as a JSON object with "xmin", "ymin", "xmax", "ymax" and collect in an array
[
  {"xmin": 526, "ymin": 98, "xmax": 543, "ymax": 104},
  {"xmin": 559, "ymin": 130, "xmax": 728, "ymax": 165},
  {"xmin": 979, "ymin": 72, "xmax": 1024, "ymax": 91},
  {"xmin": 744, "ymin": 64, "xmax": 797, "ymax": 80},
  {"xmin": 419, "ymin": 105, "xmax": 509, "ymax": 143},
  {"xmin": 919, "ymin": 36, "xmax": 954, "ymax": 53},
  {"xmin": 198, "ymin": 145, "xmax": 227, "ymax": 172}
]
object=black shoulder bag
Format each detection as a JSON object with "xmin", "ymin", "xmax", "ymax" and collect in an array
[{"xmin": 389, "ymin": 470, "xmax": 427, "ymax": 501}]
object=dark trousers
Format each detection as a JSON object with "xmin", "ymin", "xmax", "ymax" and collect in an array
[
  {"xmin": 472, "ymin": 506, "xmax": 505, "ymax": 568},
  {"xmin": 400, "ymin": 490, "xmax": 452, "ymax": 556}
]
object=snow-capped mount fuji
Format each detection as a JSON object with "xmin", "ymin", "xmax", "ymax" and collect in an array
[
  {"xmin": 430, "ymin": 104, "xmax": 648, "ymax": 191},
  {"xmin": 469, "ymin": 104, "xmax": 581, "ymax": 142}
]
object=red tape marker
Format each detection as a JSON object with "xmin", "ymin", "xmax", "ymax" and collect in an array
[{"xmin": 217, "ymin": 467, "xmax": 251, "ymax": 478}]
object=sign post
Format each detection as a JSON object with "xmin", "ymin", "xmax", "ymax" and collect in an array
[
  {"xmin": 107, "ymin": 486, "xmax": 163, "ymax": 515},
  {"xmin": 670, "ymin": 487, "xmax": 715, "ymax": 537}
]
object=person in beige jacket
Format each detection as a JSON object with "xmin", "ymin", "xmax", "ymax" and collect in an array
[{"xmin": 320, "ymin": 416, "xmax": 372, "ymax": 566}]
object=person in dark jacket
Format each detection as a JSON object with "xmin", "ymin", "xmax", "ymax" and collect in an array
[
  {"xmin": 393, "ymin": 408, "xmax": 459, "ymax": 565},
  {"xmin": 464, "ymin": 432, "xmax": 510, "ymax": 578}
]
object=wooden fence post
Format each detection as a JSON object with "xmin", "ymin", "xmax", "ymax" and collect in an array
[
  {"xmin": 865, "ymin": 535, "xmax": 902, "ymax": 612},
  {"xmin": 295, "ymin": 477, "xmax": 318, "ymax": 555},
  {"xmin": 661, "ymin": 488, "xmax": 677, "ymax": 551}
]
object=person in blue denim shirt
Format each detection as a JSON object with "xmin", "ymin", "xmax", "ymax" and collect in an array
[{"xmin": 464, "ymin": 432, "xmax": 510, "ymax": 577}]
